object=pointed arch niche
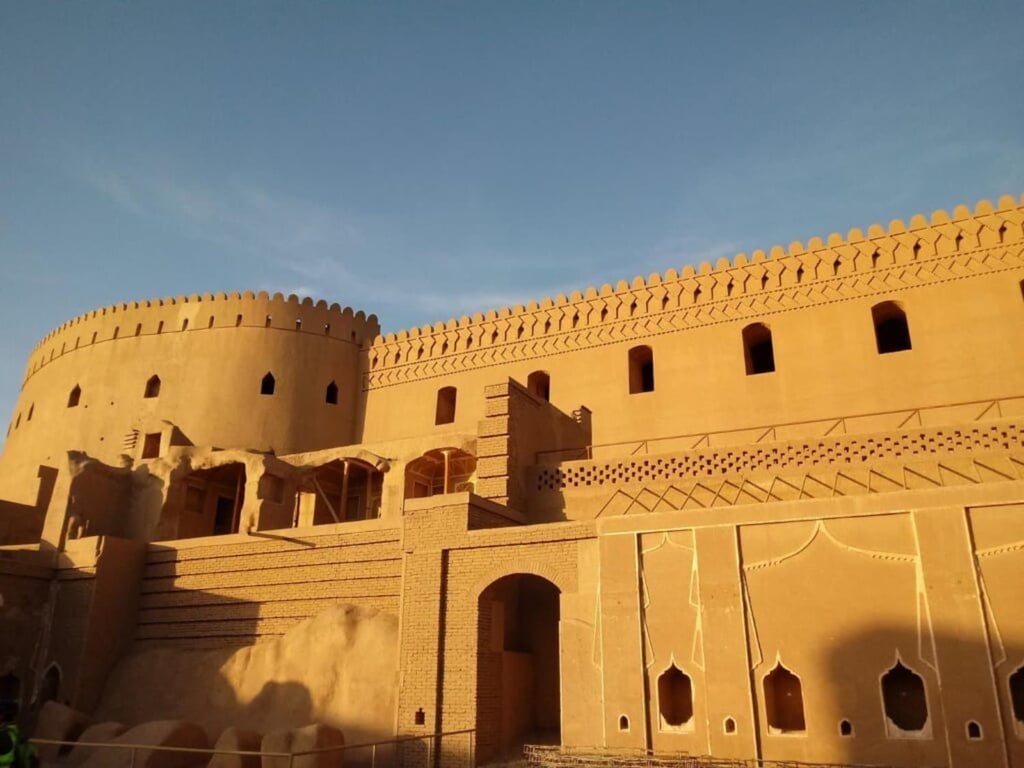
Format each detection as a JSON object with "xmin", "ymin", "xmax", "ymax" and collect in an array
[
  {"xmin": 657, "ymin": 663, "xmax": 695, "ymax": 732},
  {"xmin": 763, "ymin": 661, "xmax": 806, "ymax": 734},
  {"xmin": 881, "ymin": 659, "xmax": 929, "ymax": 737}
]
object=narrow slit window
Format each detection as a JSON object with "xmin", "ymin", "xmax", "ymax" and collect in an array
[
  {"xmin": 144, "ymin": 375, "xmax": 161, "ymax": 399},
  {"xmin": 260, "ymin": 372, "xmax": 276, "ymax": 396},
  {"xmin": 764, "ymin": 662, "xmax": 805, "ymax": 733},
  {"xmin": 628, "ymin": 345, "xmax": 655, "ymax": 394},
  {"xmin": 872, "ymin": 301, "xmax": 912, "ymax": 353},
  {"xmin": 67, "ymin": 385, "xmax": 81, "ymax": 408},
  {"xmin": 435, "ymin": 386, "xmax": 456, "ymax": 425},
  {"xmin": 527, "ymin": 371, "xmax": 550, "ymax": 401},
  {"xmin": 881, "ymin": 660, "xmax": 928, "ymax": 733},
  {"xmin": 657, "ymin": 664, "xmax": 694, "ymax": 730},
  {"xmin": 325, "ymin": 381, "xmax": 339, "ymax": 405},
  {"xmin": 743, "ymin": 323, "xmax": 775, "ymax": 375}
]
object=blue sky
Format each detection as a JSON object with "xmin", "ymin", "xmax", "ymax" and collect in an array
[{"xmin": 1, "ymin": 1, "xmax": 1022, "ymax": 428}]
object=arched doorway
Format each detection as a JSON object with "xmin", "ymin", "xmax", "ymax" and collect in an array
[{"xmin": 475, "ymin": 574, "xmax": 560, "ymax": 765}]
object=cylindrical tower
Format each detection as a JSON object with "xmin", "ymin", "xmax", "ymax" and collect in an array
[{"xmin": 0, "ymin": 291, "xmax": 379, "ymax": 502}]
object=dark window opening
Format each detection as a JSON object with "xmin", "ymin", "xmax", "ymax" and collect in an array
[
  {"xmin": 415, "ymin": 709, "xmax": 425, "ymax": 726},
  {"xmin": 67, "ymin": 385, "xmax": 81, "ymax": 408},
  {"xmin": 39, "ymin": 665, "xmax": 60, "ymax": 708},
  {"xmin": 873, "ymin": 301, "xmax": 912, "ymax": 354},
  {"xmin": 967, "ymin": 721, "xmax": 981, "ymax": 740},
  {"xmin": 213, "ymin": 496, "xmax": 237, "ymax": 535},
  {"xmin": 618, "ymin": 715, "xmax": 629, "ymax": 732},
  {"xmin": 295, "ymin": 319, "xmax": 302, "ymax": 330},
  {"xmin": 135, "ymin": 323, "xmax": 142, "ymax": 336},
  {"xmin": 156, "ymin": 321, "xmax": 163, "ymax": 334},
  {"xmin": 144, "ymin": 375, "xmax": 161, "ymax": 399},
  {"xmin": 840, "ymin": 719, "xmax": 853, "ymax": 736},
  {"xmin": 181, "ymin": 319, "xmax": 188, "ymax": 331},
  {"xmin": 141, "ymin": 433, "xmax": 161, "ymax": 459},
  {"xmin": 435, "ymin": 386, "xmax": 456, "ymax": 425},
  {"xmin": 628, "ymin": 345, "xmax": 655, "ymax": 394},
  {"xmin": 112, "ymin": 326, "xmax": 119, "ymax": 339},
  {"xmin": 265, "ymin": 315, "xmax": 272, "ymax": 327},
  {"xmin": 1010, "ymin": 666, "xmax": 1024, "ymax": 723},
  {"xmin": 527, "ymin": 371, "xmax": 551, "ymax": 401},
  {"xmin": 260, "ymin": 372, "xmax": 276, "ymax": 396},
  {"xmin": 0, "ymin": 672, "xmax": 19, "ymax": 704},
  {"xmin": 724, "ymin": 717, "xmax": 736, "ymax": 734},
  {"xmin": 236, "ymin": 314, "xmax": 243, "ymax": 327},
  {"xmin": 326, "ymin": 381, "xmax": 339, "ymax": 405},
  {"xmin": 764, "ymin": 662, "xmax": 806, "ymax": 733},
  {"xmin": 743, "ymin": 323, "xmax": 776, "ymax": 375},
  {"xmin": 657, "ymin": 664, "xmax": 694, "ymax": 728},
  {"xmin": 27, "ymin": 405, "xmax": 33, "ymax": 421},
  {"xmin": 881, "ymin": 660, "xmax": 928, "ymax": 732}
]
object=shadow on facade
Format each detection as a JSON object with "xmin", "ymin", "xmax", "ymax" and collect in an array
[{"xmin": 811, "ymin": 626, "xmax": 1022, "ymax": 767}]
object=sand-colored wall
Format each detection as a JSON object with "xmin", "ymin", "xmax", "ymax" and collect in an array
[
  {"xmin": 133, "ymin": 519, "xmax": 402, "ymax": 646},
  {"xmin": 0, "ymin": 292, "xmax": 378, "ymax": 504}
]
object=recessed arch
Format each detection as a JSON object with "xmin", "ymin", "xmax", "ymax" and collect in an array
[
  {"xmin": 743, "ymin": 323, "xmax": 775, "ymax": 375},
  {"xmin": 657, "ymin": 663, "xmax": 694, "ymax": 731},
  {"xmin": 628, "ymin": 345, "xmax": 654, "ymax": 393},
  {"xmin": 67, "ymin": 385, "xmax": 81, "ymax": 408},
  {"xmin": 763, "ymin": 661, "xmax": 805, "ymax": 733},
  {"xmin": 260, "ymin": 372, "xmax": 276, "ymax": 396},
  {"xmin": 435, "ymin": 386, "xmax": 456, "ymax": 425},
  {"xmin": 325, "ymin": 381, "xmax": 339, "ymax": 405},
  {"xmin": 476, "ymin": 573, "xmax": 561, "ymax": 764},
  {"xmin": 527, "ymin": 371, "xmax": 550, "ymax": 401},
  {"xmin": 144, "ymin": 375, "xmax": 161, "ymax": 399},
  {"xmin": 881, "ymin": 660, "xmax": 928, "ymax": 734},
  {"xmin": 872, "ymin": 301, "xmax": 912, "ymax": 353},
  {"xmin": 405, "ymin": 448, "xmax": 476, "ymax": 499}
]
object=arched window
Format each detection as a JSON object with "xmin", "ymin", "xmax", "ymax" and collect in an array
[
  {"xmin": 657, "ymin": 664, "xmax": 694, "ymax": 730},
  {"xmin": 1010, "ymin": 665, "xmax": 1024, "ymax": 723},
  {"xmin": 628, "ymin": 345, "xmax": 655, "ymax": 394},
  {"xmin": 144, "ymin": 375, "xmax": 161, "ymax": 399},
  {"xmin": 435, "ymin": 386, "xmax": 456, "ymax": 425},
  {"xmin": 67, "ymin": 385, "xmax": 81, "ymax": 408},
  {"xmin": 260, "ymin": 372, "xmax": 276, "ymax": 396},
  {"xmin": 325, "ymin": 381, "xmax": 339, "ymax": 405},
  {"xmin": 527, "ymin": 371, "xmax": 550, "ymax": 401},
  {"xmin": 881, "ymin": 660, "xmax": 928, "ymax": 733},
  {"xmin": 743, "ymin": 323, "xmax": 775, "ymax": 375},
  {"xmin": 763, "ymin": 661, "xmax": 805, "ymax": 733},
  {"xmin": 872, "ymin": 301, "xmax": 912, "ymax": 353}
]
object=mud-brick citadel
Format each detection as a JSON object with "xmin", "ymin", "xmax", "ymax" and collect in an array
[{"xmin": 0, "ymin": 194, "xmax": 1023, "ymax": 768}]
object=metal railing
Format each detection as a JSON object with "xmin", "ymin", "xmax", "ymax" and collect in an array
[
  {"xmin": 32, "ymin": 727, "xmax": 475, "ymax": 767},
  {"xmin": 534, "ymin": 395, "xmax": 1022, "ymax": 464},
  {"xmin": 523, "ymin": 744, "xmax": 927, "ymax": 768}
]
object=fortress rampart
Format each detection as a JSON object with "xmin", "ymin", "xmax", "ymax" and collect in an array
[
  {"xmin": 1, "ymin": 292, "xmax": 379, "ymax": 500},
  {"xmin": 0, "ymin": 195, "xmax": 1022, "ymax": 768}
]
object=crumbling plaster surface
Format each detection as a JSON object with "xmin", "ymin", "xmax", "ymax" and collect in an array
[{"xmin": 95, "ymin": 604, "xmax": 398, "ymax": 746}]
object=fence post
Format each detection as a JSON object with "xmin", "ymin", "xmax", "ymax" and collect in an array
[
  {"xmin": 129, "ymin": 747, "xmax": 137, "ymax": 768},
  {"xmin": 371, "ymin": 743, "xmax": 377, "ymax": 768}
]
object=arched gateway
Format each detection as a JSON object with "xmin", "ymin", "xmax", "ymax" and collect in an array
[{"xmin": 475, "ymin": 573, "xmax": 561, "ymax": 765}]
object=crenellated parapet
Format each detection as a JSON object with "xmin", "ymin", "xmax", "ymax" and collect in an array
[
  {"xmin": 23, "ymin": 291, "xmax": 380, "ymax": 386},
  {"xmin": 364, "ymin": 195, "xmax": 1024, "ymax": 389}
]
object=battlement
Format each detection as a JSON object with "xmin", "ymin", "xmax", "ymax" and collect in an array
[
  {"xmin": 23, "ymin": 291, "xmax": 380, "ymax": 386},
  {"xmin": 365, "ymin": 195, "xmax": 1024, "ymax": 387}
]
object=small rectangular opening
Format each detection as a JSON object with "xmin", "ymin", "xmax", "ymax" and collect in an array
[{"xmin": 141, "ymin": 432, "xmax": 161, "ymax": 459}]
